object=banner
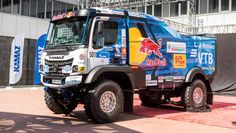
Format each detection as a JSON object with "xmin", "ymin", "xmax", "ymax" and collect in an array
[
  {"xmin": 34, "ymin": 34, "xmax": 47, "ymax": 85},
  {"xmin": 9, "ymin": 34, "xmax": 25, "ymax": 84}
]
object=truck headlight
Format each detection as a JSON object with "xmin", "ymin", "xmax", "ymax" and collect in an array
[
  {"xmin": 72, "ymin": 65, "xmax": 79, "ymax": 72},
  {"xmin": 72, "ymin": 65, "xmax": 85, "ymax": 72}
]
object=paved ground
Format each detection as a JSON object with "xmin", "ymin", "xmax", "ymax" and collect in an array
[{"xmin": 0, "ymin": 89, "xmax": 236, "ymax": 133}]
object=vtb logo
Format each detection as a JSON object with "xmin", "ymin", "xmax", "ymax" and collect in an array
[{"xmin": 139, "ymin": 38, "xmax": 163, "ymax": 58}]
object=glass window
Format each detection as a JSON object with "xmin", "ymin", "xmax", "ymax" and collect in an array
[
  {"xmin": 93, "ymin": 21, "xmax": 118, "ymax": 47},
  {"xmin": 154, "ymin": 5, "xmax": 162, "ymax": 17},
  {"xmin": 163, "ymin": 3, "xmax": 170, "ymax": 17},
  {"xmin": 30, "ymin": 0, "xmax": 37, "ymax": 17},
  {"xmin": 147, "ymin": 6, "xmax": 152, "ymax": 15},
  {"xmin": 138, "ymin": 6, "xmax": 144, "ymax": 13},
  {"xmin": 170, "ymin": 2, "xmax": 178, "ymax": 17},
  {"xmin": 200, "ymin": 0, "xmax": 207, "ymax": 14},
  {"xmin": 196, "ymin": 0, "xmax": 199, "ymax": 14},
  {"xmin": 67, "ymin": 4, "xmax": 73, "ymax": 12},
  {"xmin": 53, "ymin": 1, "xmax": 60, "ymax": 15},
  {"xmin": 46, "ymin": 0, "xmax": 52, "ymax": 18},
  {"xmin": 61, "ymin": 2, "xmax": 66, "ymax": 13},
  {"xmin": 232, "ymin": 0, "xmax": 236, "ymax": 11},
  {"xmin": 13, "ymin": 0, "xmax": 20, "ymax": 14},
  {"xmin": 221, "ymin": 0, "xmax": 229, "ymax": 11},
  {"xmin": 2, "ymin": 0, "xmax": 11, "ymax": 13},
  {"xmin": 209, "ymin": 0, "xmax": 219, "ymax": 13},
  {"xmin": 38, "ymin": 0, "xmax": 45, "ymax": 18},
  {"xmin": 181, "ymin": 1, "xmax": 187, "ymax": 15},
  {"xmin": 21, "ymin": 0, "xmax": 30, "ymax": 16}
]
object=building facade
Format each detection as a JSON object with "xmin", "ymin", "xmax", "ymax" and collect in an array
[{"xmin": 0, "ymin": 0, "xmax": 78, "ymax": 86}]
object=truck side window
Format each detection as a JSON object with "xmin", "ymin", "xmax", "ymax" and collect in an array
[
  {"xmin": 93, "ymin": 21, "xmax": 118, "ymax": 48},
  {"xmin": 129, "ymin": 21, "xmax": 155, "ymax": 41}
]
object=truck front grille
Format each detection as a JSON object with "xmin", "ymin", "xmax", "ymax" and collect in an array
[{"xmin": 45, "ymin": 59, "xmax": 73, "ymax": 76}]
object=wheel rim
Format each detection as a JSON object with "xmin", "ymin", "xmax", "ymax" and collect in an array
[
  {"xmin": 99, "ymin": 91, "xmax": 117, "ymax": 113},
  {"xmin": 193, "ymin": 87, "xmax": 203, "ymax": 104}
]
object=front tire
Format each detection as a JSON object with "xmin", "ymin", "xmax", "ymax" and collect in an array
[
  {"xmin": 182, "ymin": 79, "xmax": 207, "ymax": 109},
  {"xmin": 44, "ymin": 90, "xmax": 77, "ymax": 114},
  {"xmin": 84, "ymin": 80, "xmax": 124, "ymax": 123}
]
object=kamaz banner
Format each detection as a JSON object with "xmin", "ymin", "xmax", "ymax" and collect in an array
[
  {"xmin": 9, "ymin": 34, "xmax": 25, "ymax": 84},
  {"xmin": 34, "ymin": 34, "xmax": 47, "ymax": 85}
]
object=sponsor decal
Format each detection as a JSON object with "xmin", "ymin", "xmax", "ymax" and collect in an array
[
  {"xmin": 173, "ymin": 54, "xmax": 186, "ymax": 68},
  {"xmin": 89, "ymin": 52, "xmax": 96, "ymax": 58},
  {"xmin": 43, "ymin": 65, "xmax": 49, "ymax": 73},
  {"xmin": 198, "ymin": 52, "xmax": 214, "ymax": 65},
  {"xmin": 165, "ymin": 76, "xmax": 173, "ymax": 82},
  {"xmin": 146, "ymin": 58, "xmax": 166, "ymax": 66},
  {"xmin": 139, "ymin": 38, "xmax": 163, "ymax": 57},
  {"xmin": 202, "ymin": 44, "xmax": 215, "ymax": 49},
  {"xmin": 49, "ymin": 55, "xmax": 64, "ymax": 60},
  {"xmin": 146, "ymin": 75, "xmax": 151, "ymax": 80},
  {"xmin": 62, "ymin": 65, "xmax": 72, "ymax": 73},
  {"xmin": 146, "ymin": 80, "xmax": 158, "ymax": 86},
  {"xmin": 52, "ymin": 12, "xmax": 76, "ymax": 21},
  {"xmin": 167, "ymin": 42, "xmax": 186, "ymax": 54},
  {"xmin": 190, "ymin": 49, "xmax": 198, "ymax": 58},
  {"xmin": 158, "ymin": 79, "xmax": 164, "ymax": 83},
  {"xmin": 173, "ymin": 76, "xmax": 185, "ymax": 80},
  {"xmin": 65, "ymin": 76, "xmax": 82, "ymax": 84}
]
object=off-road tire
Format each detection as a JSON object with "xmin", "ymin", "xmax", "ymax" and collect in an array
[
  {"xmin": 84, "ymin": 80, "xmax": 124, "ymax": 123},
  {"xmin": 44, "ymin": 91, "xmax": 77, "ymax": 114},
  {"xmin": 182, "ymin": 79, "xmax": 207, "ymax": 109},
  {"xmin": 139, "ymin": 90, "xmax": 162, "ymax": 107}
]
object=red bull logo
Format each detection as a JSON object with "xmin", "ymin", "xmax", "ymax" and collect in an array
[{"xmin": 139, "ymin": 38, "xmax": 163, "ymax": 58}]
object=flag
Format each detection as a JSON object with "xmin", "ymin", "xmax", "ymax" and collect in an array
[
  {"xmin": 9, "ymin": 34, "xmax": 25, "ymax": 84},
  {"xmin": 34, "ymin": 34, "xmax": 47, "ymax": 85}
]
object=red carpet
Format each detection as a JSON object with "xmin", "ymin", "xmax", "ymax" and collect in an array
[{"xmin": 133, "ymin": 95, "xmax": 236, "ymax": 129}]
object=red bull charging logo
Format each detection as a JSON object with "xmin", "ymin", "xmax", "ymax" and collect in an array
[
  {"xmin": 139, "ymin": 38, "xmax": 166, "ymax": 67},
  {"xmin": 139, "ymin": 38, "xmax": 163, "ymax": 58}
]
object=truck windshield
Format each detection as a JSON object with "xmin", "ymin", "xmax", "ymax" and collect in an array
[{"xmin": 47, "ymin": 17, "xmax": 87, "ymax": 48}]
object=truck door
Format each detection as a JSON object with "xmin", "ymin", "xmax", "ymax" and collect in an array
[
  {"xmin": 129, "ymin": 19, "xmax": 164, "ymax": 87},
  {"xmin": 88, "ymin": 16, "xmax": 126, "ymax": 71}
]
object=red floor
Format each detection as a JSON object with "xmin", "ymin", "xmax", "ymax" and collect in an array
[{"xmin": 133, "ymin": 95, "xmax": 236, "ymax": 129}]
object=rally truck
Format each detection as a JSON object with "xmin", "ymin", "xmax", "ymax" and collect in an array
[{"xmin": 40, "ymin": 8, "xmax": 216, "ymax": 123}]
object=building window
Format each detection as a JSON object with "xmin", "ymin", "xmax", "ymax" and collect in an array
[
  {"xmin": 0, "ymin": 0, "xmax": 2, "ymax": 12},
  {"xmin": 200, "ymin": 0, "xmax": 207, "ymax": 14},
  {"xmin": 53, "ymin": 1, "xmax": 60, "ymax": 15},
  {"xmin": 221, "ymin": 0, "xmax": 229, "ymax": 11},
  {"xmin": 30, "ymin": 0, "xmax": 37, "ymax": 17},
  {"xmin": 138, "ymin": 6, "xmax": 144, "ymax": 13},
  {"xmin": 147, "ymin": 6, "xmax": 152, "ymax": 15},
  {"xmin": 21, "ymin": 0, "xmax": 30, "ymax": 16},
  {"xmin": 154, "ymin": 5, "xmax": 162, "ymax": 17},
  {"xmin": 181, "ymin": 1, "xmax": 187, "ymax": 15},
  {"xmin": 13, "ymin": 0, "xmax": 20, "ymax": 14},
  {"xmin": 46, "ymin": 0, "xmax": 52, "ymax": 18},
  {"xmin": 61, "ymin": 2, "xmax": 66, "ymax": 13},
  {"xmin": 232, "ymin": 0, "xmax": 236, "ymax": 11},
  {"xmin": 38, "ymin": 0, "xmax": 45, "ymax": 18},
  {"xmin": 2, "ymin": 0, "xmax": 11, "ymax": 13},
  {"xmin": 170, "ymin": 2, "xmax": 178, "ymax": 17},
  {"xmin": 67, "ymin": 4, "xmax": 73, "ymax": 12},
  {"xmin": 209, "ymin": 0, "xmax": 219, "ymax": 13}
]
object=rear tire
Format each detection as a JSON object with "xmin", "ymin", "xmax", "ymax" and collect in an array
[
  {"xmin": 139, "ymin": 89, "xmax": 162, "ymax": 107},
  {"xmin": 44, "ymin": 90, "xmax": 77, "ymax": 114},
  {"xmin": 84, "ymin": 80, "xmax": 124, "ymax": 123},
  {"xmin": 182, "ymin": 79, "xmax": 207, "ymax": 109}
]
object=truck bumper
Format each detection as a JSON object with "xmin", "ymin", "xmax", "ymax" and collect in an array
[{"xmin": 41, "ymin": 75, "xmax": 83, "ymax": 89}]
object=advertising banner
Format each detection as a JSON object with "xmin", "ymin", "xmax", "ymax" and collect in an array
[
  {"xmin": 34, "ymin": 34, "xmax": 47, "ymax": 85},
  {"xmin": 9, "ymin": 34, "xmax": 25, "ymax": 84}
]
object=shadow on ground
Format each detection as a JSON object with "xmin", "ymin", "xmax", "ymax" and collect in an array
[{"xmin": 0, "ymin": 111, "xmax": 143, "ymax": 133}]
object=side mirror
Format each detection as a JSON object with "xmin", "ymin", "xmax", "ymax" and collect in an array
[{"xmin": 96, "ymin": 36, "xmax": 104, "ymax": 49}]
